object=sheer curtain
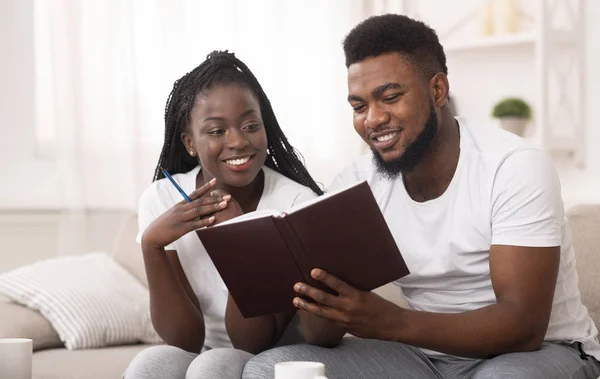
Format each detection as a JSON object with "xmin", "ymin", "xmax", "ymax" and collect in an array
[{"xmin": 34, "ymin": 0, "xmax": 388, "ymax": 211}]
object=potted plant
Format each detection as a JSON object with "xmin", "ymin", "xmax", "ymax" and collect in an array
[{"xmin": 491, "ymin": 97, "xmax": 532, "ymax": 137}]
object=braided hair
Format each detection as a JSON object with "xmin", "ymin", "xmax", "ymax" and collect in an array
[{"xmin": 153, "ymin": 50, "xmax": 323, "ymax": 195}]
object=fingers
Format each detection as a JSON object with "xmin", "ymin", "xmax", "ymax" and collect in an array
[
  {"xmin": 311, "ymin": 269, "xmax": 356, "ymax": 297},
  {"xmin": 182, "ymin": 195, "xmax": 228, "ymax": 212},
  {"xmin": 190, "ymin": 215, "xmax": 215, "ymax": 230},
  {"xmin": 293, "ymin": 298, "xmax": 341, "ymax": 322},
  {"xmin": 182, "ymin": 199, "xmax": 228, "ymax": 220},
  {"xmin": 209, "ymin": 189, "xmax": 230, "ymax": 198},
  {"xmin": 185, "ymin": 178, "xmax": 218, "ymax": 203},
  {"xmin": 180, "ymin": 189, "xmax": 231, "ymax": 212},
  {"xmin": 294, "ymin": 282, "xmax": 344, "ymax": 308}
]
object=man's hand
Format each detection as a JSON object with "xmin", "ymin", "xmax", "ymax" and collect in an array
[{"xmin": 293, "ymin": 268, "xmax": 403, "ymax": 340}]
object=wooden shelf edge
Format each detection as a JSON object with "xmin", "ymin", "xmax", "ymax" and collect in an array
[{"xmin": 444, "ymin": 33, "xmax": 537, "ymax": 53}]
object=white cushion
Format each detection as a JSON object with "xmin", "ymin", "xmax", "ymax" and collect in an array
[{"xmin": 0, "ymin": 252, "xmax": 162, "ymax": 349}]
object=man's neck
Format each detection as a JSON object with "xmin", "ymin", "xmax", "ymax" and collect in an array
[{"xmin": 402, "ymin": 109, "xmax": 460, "ymax": 202}]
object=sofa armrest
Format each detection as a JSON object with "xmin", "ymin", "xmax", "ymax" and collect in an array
[
  {"xmin": 567, "ymin": 204, "xmax": 600, "ymax": 328},
  {"xmin": 0, "ymin": 300, "xmax": 63, "ymax": 351}
]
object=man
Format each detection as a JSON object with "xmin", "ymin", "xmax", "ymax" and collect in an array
[{"xmin": 242, "ymin": 14, "xmax": 600, "ymax": 379}]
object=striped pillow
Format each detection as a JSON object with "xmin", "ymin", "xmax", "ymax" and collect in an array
[{"xmin": 0, "ymin": 252, "xmax": 162, "ymax": 349}]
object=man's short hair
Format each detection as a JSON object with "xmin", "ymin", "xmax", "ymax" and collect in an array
[{"xmin": 343, "ymin": 14, "xmax": 448, "ymax": 79}]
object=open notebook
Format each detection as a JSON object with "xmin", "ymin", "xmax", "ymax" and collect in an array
[{"xmin": 196, "ymin": 181, "xmax": 410, "ymax": 318}]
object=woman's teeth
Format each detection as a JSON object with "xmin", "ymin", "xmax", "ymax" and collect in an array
[
  {"xmin": 376, "ymin": 132, "xmax": 398, "ymax": 142},
  {"xmin": 225, "ymin": 157, "xmax": 250, "ymax": 166}
]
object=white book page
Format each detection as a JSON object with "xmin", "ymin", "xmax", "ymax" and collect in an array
[{"xmin": 216, "ymin": 208, "xmax": 282, "ymax": 227}]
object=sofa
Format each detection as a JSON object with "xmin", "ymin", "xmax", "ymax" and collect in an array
[{"xmin": 1, "ymin": 205, "xmax": 599, "ymax": 379}]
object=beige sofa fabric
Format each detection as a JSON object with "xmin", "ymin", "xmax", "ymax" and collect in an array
[
  {"xmin": 111, "ymin": 214, "xmax": 148, "ymax": 287},
  {"xmin": 32, "ymin": 344, "xmax": 154, "ymax": 379},
  {"xmin": 0, "ymin": 297, "xmax": 62, "ymax": 351},
  {"xmin": 567, "ymin": 204, "xmax": 600, "ymax": 326}
]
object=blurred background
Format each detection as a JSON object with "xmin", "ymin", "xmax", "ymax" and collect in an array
[{"xmin": 1, "ymin": 0, "xmax": 598, "ymax": 271}]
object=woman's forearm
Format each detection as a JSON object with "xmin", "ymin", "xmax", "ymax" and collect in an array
[
  {"xmin": 298, "ymin": 310, "xmax": 346, "ymax": 347},
  {"xmin": 142, "ymin": 242, "xmax": 205, "ymax": 352},
  {"xmin": 225, "ymin": 294, "xmax": 295, "ymax": 354}
]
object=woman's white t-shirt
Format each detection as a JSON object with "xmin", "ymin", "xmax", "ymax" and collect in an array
[{"xmin": 137, "ymin": 166, "xmax": 317, "ymax": 349}]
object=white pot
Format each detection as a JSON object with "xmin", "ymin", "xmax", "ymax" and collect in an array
[{"xmin": 499, "ymin": 117, "xmax": 528, "ymax": 137}]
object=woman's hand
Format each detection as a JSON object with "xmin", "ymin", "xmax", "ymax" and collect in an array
[
  {"xmin": 142, "ymin": 179, "xmax": 230, "ymax": 249},
  {"xmin": 208, "ymin": 189, "xmax": 244, "ymax": 225}
]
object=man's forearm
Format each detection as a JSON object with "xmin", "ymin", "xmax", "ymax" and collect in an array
[
  {"xmin": 391, "ymin": 302, "xmax": 547, "ymax": 359},
  {"xmin": 298, "ymin": 310, "xmax": 346, "ymax": 347}
]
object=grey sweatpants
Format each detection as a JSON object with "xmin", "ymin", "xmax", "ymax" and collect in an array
[
  {"xmin": 243, "ymin": 338, "xmax": 600, "ymax": 379},
  {"xmin": 124, "ymin": 338, "xmax": 600, "ymax": 379},
  {"xmin": 123, "ymin": 346, "xmax": 254, "ymax": 379},
  {"xmin": 123, "ymin": 314, "xmax": 304, "ymax": 379}
]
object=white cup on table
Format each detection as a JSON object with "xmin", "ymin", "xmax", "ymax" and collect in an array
[
  {"xmin": 0, "ymin": 338, "xmax": 33, "ymax": 379},
  {"xmin": 275, "ymin": 361, "xmax": 327, "ymax": 379}
]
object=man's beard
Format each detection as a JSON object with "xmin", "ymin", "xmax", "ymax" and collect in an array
[{"xmin": 372, "ymin": 106, "xmax": 439, "ymax": 180}]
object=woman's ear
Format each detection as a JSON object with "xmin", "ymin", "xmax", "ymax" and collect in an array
[
  {"xmin": 181, "ymin": 133, "xmax": 196, "ymax": 157},
  {"xmin": 429, "ymin": 73, "xmax": 450, "ymax": 108}
]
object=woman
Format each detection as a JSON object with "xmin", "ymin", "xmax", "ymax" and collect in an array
[{"xmin": 124, "ymin": 51, "xmax": 322, "ymax": 378}]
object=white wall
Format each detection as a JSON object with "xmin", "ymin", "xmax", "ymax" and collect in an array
[
  {"xmin": 419, "ymin": 0, "xmax": 600, "ymax": 208},
  {"xmin": 0, "ymin": 0, "xmax": 63, "ymax": 209},
  {"xmin": 0, "ymin": 0, "xmax": 599, "ymax": 210},
  {"xmin": 577, "ymin": 0, "xmax": 600, "ymax": 204},
  {"xmin": 554, "ymin": 0, "xmax": 600, "ymax": 209},
  {"xmin": 0, "ymin": 210, "xmax": 130, "ymax": 273}
]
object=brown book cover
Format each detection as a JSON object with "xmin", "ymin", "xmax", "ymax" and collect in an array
[{"xmin": 196, "ymin": 181, "xmax": 409, "ymax": 318}]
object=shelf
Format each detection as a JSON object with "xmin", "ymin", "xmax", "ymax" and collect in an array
[{"xmin": 444, "ymin": 33, "xmax": 537, "ymax": 53}]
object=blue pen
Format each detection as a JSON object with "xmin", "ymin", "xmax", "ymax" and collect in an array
[{"xmin": 161, "ymin": 166, "xmax": 192, "ymax": 203}]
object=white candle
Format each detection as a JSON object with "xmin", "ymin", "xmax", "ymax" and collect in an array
[{"xmin": 0, "ymin": 338, "xmax": 33, "ymax": 379}]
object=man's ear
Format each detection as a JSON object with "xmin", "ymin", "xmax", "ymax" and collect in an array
[
  {"xmin": 181, "ymin": 133, "xmax": 196, "ymax": 157},
  {"xmin": 429, "ymin": 73, "xmax": 450, "ymax": 108}
]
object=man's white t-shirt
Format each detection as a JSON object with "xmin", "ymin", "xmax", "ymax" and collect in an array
[
  {"xmin": 329, "ymin": 117, "xmax": 600, "ymax": 359},
  {"xmin": 137, "ymin": 165, "xmax": 317, "ymax": 349}
]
